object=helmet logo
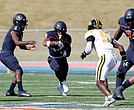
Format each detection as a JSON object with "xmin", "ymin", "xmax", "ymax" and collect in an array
[
  {"xmin": 16, "ymin": 16, "xmax": 21, "ymax": 21},
  {"xmin": 54, "ymin": 21, "xmax": 67, "ymax": 32},
  {"xmin": 87, "ymin": 19, "xmax": 102, "ymax": 30},
  {"xmin": 13, "ymin": 13, "xmax": 27, "ymax": 26}
]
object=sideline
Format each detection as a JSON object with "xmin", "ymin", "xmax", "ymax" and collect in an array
[{"xmin": 0, "ymin": 61, "xmax": 134, "ymax": 72}]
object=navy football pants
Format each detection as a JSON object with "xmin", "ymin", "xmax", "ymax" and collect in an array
[
  {"xmin": 0, "ymin": 51, "xmax": 22, "ymax": 72},
  {"xmin": 48, "ymin": 56, "xmax": 68, "ymax": 80}
]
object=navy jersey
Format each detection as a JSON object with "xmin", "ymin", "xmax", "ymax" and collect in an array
[
  {"xmin": 46, "ymin": 31, "xmax": 72, "ymax": 57},
  {"xmin": 118, "ymin": 17, "xmax": 134, "ymax": 47},
  {"xmin": 0, "ymin": 25, "xmax": 23, "ymax": 71},
  {"xmin": 2, "ymin": 25, "xmax": 23, "ymax": 53},
  {"xmin": 117, "ymin": 17, "xmax": 134, "ymax": 74}
]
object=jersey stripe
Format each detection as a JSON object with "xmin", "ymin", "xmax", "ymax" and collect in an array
[{"xmin": 97, "ymin": 54, "xmax": 105, "ymax": 80}]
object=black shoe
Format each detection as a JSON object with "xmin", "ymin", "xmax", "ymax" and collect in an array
[
  {"xmin": 18, "ymin": 90, "xmax": 32, "ymax": 97},
  {"xmin": 6, "ymin": 90, "xmax": 17, "ymax": 96},
  {"xmin": 113, "ymin": 86, "xmax": 125, "ymax": 100}
]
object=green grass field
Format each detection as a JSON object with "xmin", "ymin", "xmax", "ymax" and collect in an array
[{"xmin": 0, "ymin": 71, "xmax": 134, "ymax": 109}]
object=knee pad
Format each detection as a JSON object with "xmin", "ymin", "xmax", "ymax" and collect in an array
[{"xmin": 117, "ymin": 71, "xmax": 125, "ymax": 79}]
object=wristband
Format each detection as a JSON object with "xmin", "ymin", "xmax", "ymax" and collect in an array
[
  {"xmin": 120, "ymin": 51, "xmax": 126, "ymax": 56},
  {"xmin": 122, "ymin": 56, "xmax": 127, "ymax": 61},
  {"xmin": 46, "ymin": 41, "xmax": 51, "ymax": 47},
  {"xmin": 120, "ymin": 51, "xmax": 126, "ymax": 60}
]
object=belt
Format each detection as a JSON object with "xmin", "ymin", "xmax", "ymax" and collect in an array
[{"xmin": 49, "ymin": 55, "xmax": 65, "ymax": 59}]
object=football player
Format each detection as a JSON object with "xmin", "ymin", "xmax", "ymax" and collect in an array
[
  {"xmin": 80, "ymin": 19, "xmax": 128, "ymax": 106},
  {"xmin": 43, "ymin": 21, "xmax": 72, "ymax": 96},
  {"xmin": 0, "ymin": 13, "xmax": 36, "ymax": 97},
  {"xmin": 113, "ymin": 8, "xmax": 134, "ymax": 100}
]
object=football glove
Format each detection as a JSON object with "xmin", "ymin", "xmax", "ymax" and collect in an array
[
  {"xmin": 80, "ymin": 51, "xmax": 87, "ymax": 59},
  {"xmin": 56, "ymin": 41, "xmax": 64, "ymax": 49},
  {"xmin": 122, "ymin": 59, "xmax": 130, "ymax": 68}
]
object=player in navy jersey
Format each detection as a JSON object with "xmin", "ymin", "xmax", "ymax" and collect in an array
[
  {"xmin": 43, "ymin": 21, "xmax": 72, "ymax": 96},
  {"xmin": 0, "ymin": 13, "xmax": 36, "ymax": 97},
  {"xmin": 113, "ymin": 8, "xmax": 134, "ymax": 100}
]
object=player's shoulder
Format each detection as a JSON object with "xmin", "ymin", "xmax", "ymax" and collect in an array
[
  {"xmin": 66, "ymin": 33, "xmax": 71, "ymax": 38},
  {"xmin": 118, "ymin": 17, "xmax": 126, "ymax": 25},
  {"xmin": 46, "ymin": 30, "xmax": 54, "ymax": 34},
  {"xmin": 85, "ymin": 30, "xmax": 93, "ymax": 36},
  {"xmin": 84, "ymin": 30, "xmax": 95, "ymax": 39},
  {"xmin": 118, "ymin": 17, "xmax": 128, "ymax": 29},
  {"xmin": 101, "ymin": 29, "xmax": 110, "ymax": 35},
  {"xmin": 46, "ymin": 30, "xmax": 55, "ymax": 37},
  {"xmin": 11, "ymin": 25, "xmax": 21, "ymax": 32},
  {"xmin": 65, "ymin": 33, "xmax": 72, "ymax": 42}
]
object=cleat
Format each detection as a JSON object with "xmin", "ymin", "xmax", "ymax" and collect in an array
[
  {"xmin": 102, "ymin": 96, "xmax": 116, "ymax": 106},
  {"xmin": 57, "ymin": 83, "xmax": 66, "ymax": 96},
  {"xmin": 6, "ymin": 90, "xmax": 17, "ymax": 96},
  {"xmin": 62, "ymin": 80, "xmax": 69, "ymax": 93},
  {"xmin": 113, "ymin": 86, "xmax": 125, "ymax": 100},
  {"xmin": 18, "ymin": 90, "xmax": 32, "ymax": 97}
]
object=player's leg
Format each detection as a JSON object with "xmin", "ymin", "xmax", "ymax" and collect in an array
[
  {"xmin": 1, "ymin": 52, "xmax": 31, "ymax": 97},
  {"xmin": 96, "ymin": 80, "xmax": 111, "ymax": 96},
  {"xmin": 120, "ymin": 76, "xmax": 134, "ymax": 91},
  {"xmin": 96, "ymin": 54, "xmax": 116, "ymax": 106},
  {"xmin": 6, "ymin": 75, "xmax": 17, "ymax": 96},
  {"xmin": 60, "ymin": 58, "xmax": 69, "ymax": 94},
  {"xmin": 116, "ymin": 48, "xmax": 133, "ymax": 88},
  {"xmin": 48, "ymin": 57, "xmax": 64, "ymax": 82},
  {"xmin": 48, "ymin": 56, "xmax": 67, "ymax": 96},
  {"xmin": 104, "ymin": 78, "xmax": 111, "ymax": 93},
  {"xmin": 15, "ymin": 68, "xmax": 32, "ymax": 97},
  {"xmin": 113, "ymin": 61, "xmax": 132, "ymax": 100},
  {"xmin": 96, "ymin": 54, "xmax": 115, "ymax": 96},
  {"xmin": 115, "ymin": 61, "xmax": 132, "ymax": 88},
  {"xmin": 0, "ymin": 51, "xmax": 17, "ymax": 96},
  {"xmin": 114, "ymin": 76, "xmax": 134, "ymax": 100}
]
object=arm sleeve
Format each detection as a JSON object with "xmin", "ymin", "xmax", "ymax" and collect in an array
[{"xmin": 84, "ymin": 35, "xmax": 95, "ymax": 54}]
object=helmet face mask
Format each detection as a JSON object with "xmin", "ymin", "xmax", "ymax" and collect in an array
[
  {"xmin": 88, "ymin": 19, "xmax": 102, "ymax": 30},
  {"xmin": 13, "ymin": 13, "xmax": 28, "ymax": 30},
  {"xmin": 126, "ymin": 21, "xmax": 134, "ymax": 28}
]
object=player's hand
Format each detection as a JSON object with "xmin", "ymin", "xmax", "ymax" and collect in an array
[
  {"xmin": 26, "ymin": 45, "xmax": 36, "ymax": 51},
  {"xmin": 29, "ymin": 41, "xmax": 36, "ymax": 45},
  {"xmin": 56, "ymin": 41, "xmax": 64, "ymax": 49},
  {"xmin": 80, "ymin": 52, "xmax": 87, "ymax": 59},
  {"xmin": 123, "ymin": 59, "xmax": 130, "ymax": 68}
]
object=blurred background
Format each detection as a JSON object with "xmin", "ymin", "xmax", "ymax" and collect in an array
[{"xmin": 0, "ymin": 0, "xmax": 132, "ymax": 61}]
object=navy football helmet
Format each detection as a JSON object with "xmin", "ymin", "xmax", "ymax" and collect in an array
[
  {"xmin": 13, "ymin": 13, "xmax": 28, "ymax": 26},
  {"xmin": 54, "ymin": 21, "xmax": 67, "ymax": 32},
  {"xmin": 124, "ymin": 8, "xmax": 134, "ymax": 23},
  {"xmin": 88, "ymin": 19, "xmax": 102, "ymax": 30},
  {"xmin": 124, "ymin": 8, "xmax": 134, "ymax": 28}
]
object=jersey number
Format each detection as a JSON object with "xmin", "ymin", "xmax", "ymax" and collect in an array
[{"xmin": 100, "ymin": 31, "xmax": 110, "ymax": 43}]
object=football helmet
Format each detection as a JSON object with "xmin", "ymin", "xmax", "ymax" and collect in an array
[
  {"xmin": 13, "ymin": 13, "xmax": 28, "ymax": 26},
  {"xmin": 54, "ymin": 21, "xmax": 67, "ymax": 32},
  {"xmin": 124, "ymin": 8, "xmax": 134, "ymax": 23},
  {"xmin": 87, "ymin": 19, "xmax": 102, "ymax": 30}
]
